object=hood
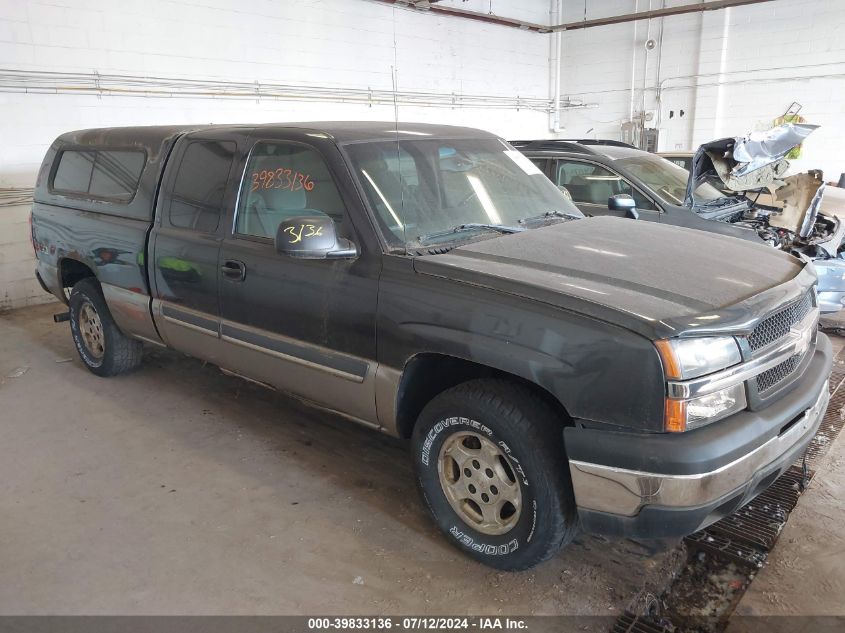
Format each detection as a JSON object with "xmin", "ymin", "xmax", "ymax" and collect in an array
[
  {"xmin": 684, "ymin": 122, "xmax": 819, "ymax": 206},
  {"xmin": 414, "ymin": 216, "xmax": 809, "ymax": 339}
]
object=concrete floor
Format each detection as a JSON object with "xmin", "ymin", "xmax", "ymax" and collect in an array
[
  {"xmin": 731, "ymin": 389, "xmax": 845, "ymax": 620},
  {"xmin": 0, "ymin": 303, "xmax": 683, "ymax": 617},
  {"xmin": 724, "ymin": 332, "xmax": 845, "ymax": 630}
]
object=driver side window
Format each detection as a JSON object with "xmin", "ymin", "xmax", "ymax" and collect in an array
[
  {"xmin": 556, "ymin": 160, "xmax": 656, "ymax": 211},
  {"xmin": 237, "ymin": 142, "xmax": 348, "ymax": 239}
]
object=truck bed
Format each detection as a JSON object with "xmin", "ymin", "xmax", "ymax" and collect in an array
[{"xmin": 32, "ymin": 202, "xmax": 161, "ymax": 344}]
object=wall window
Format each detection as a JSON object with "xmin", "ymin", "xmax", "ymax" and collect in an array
[
  {"xmin": 237, "ymin": 142, "xmax": 347, "ymax": 239},
  {"xmin": 168, "ymin": 141, "xmax": 236, "ymax": 232},
  {"xmin": 53, "ymin": 149, "xmax": 145, "ymax": 201}
]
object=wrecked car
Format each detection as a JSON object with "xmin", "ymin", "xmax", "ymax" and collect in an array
[
  {"xmin": 686, "ymin": 124, "xmax": 845, "ymax": 313},
  {"xmin": 515, "ymin": 124, "xmax": 845, "ymax": 313}
]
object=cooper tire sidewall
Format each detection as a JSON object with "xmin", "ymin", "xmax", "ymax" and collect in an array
[
  {"xmin": 414, "ymin": 413, "xmax": 542, "ymax": 561},
  {"xmin": 70, "ymin": 291, "xmax": 106, "ymax": 370}
]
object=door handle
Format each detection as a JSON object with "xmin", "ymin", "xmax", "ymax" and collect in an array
[{"xmin": 220, "ymin": 260, "xmax": 246, "ymax": 281}]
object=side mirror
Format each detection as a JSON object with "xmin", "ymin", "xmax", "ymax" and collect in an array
[
  {"xmin": 274, "ymin": 215, "xmax": 357, "ymax": 260},
  {"xmin": 608, "ymin": 194, "xmax": 639, "ymax": 220}
]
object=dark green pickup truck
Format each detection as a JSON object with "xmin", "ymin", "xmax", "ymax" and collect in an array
[{"xmin": 31, "ymin": 122, "xmax": 830, "ymax": 569}]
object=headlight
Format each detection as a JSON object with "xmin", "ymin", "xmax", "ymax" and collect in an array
[
  {"xmin": 656, "ymin": 336, "xmax": 746, "ymax": 432},
  {"xmin": 655, "ymin": 336, "xmax": 742, "ymax": 380},
  {"xmin": 665, "ymin": 383, "xmax": 747, "ymax": 432}
]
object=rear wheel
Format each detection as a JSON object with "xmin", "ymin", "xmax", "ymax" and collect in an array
[
  {"xmin": 69, "ymin": 278, "xmax": 143, "ymax": 376},
  {"xmin": 411, "ymin": 379, "xmax": 578, "ymax": 570}
]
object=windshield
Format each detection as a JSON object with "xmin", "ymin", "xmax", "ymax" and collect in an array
[
  {"xmin": 345, "ymin": 138, "xmax": 583, "ymax": 247},
  {"xmin": 613, "ymin": 154, "xmax": 725, "ymax": 206}
]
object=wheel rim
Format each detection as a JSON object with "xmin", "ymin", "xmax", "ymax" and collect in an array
[
  {"xmin": 437, "ymin": 430, "xmax": 522, "ymax": 535},
  {"xmin": 78, "ymin": 302, "xmax": 105, "ymax": 360}
]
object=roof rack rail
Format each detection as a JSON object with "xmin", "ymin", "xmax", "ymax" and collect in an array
[
  {"xmin": 508, "ymin": 140, "xmax": 597, "ymax": 154},
  {"xmin": 508, "ymin": 138, "xmax": 638, "ymax": 153},
  {"xmin": 567, "ymin": 139, "xmax": 637, "ymax": 149}
]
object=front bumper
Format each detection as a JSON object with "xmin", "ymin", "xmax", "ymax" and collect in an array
[{"xmin": 566, "ymin": 334, "xmax": 832, "ymax": 539}]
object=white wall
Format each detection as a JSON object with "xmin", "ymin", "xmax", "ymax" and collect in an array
[
  {"xmin": 558, "ymin": 0, "xmax": 845, "ymax": 179},
  {"xmin": 4, "ymin": 0, "xmax": 844, "ymax": 311},
  {"xmin": 0, "ymin": 0, "xmax": 554, "ymax": 309}
]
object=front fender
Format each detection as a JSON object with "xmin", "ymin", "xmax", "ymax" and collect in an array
[{"xmin": 378, "ymin": 257, "xmax": 667, "ymax": 432}]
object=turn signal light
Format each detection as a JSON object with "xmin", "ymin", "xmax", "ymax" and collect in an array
[
  {"xmin": 664, "ymin": 398, "xmax": 687, "ymax": 433},
  {"xmin": 655, "ymin": 340, "xmax": 682, "ymax": 379}
]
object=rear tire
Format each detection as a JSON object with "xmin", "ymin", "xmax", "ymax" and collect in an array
[
  {"xmin": 69, "ymin": 278, "xmax": 143, "ymax": 377},
  {"xmin": 411, "ymin": 379, "xmax": 578, "ymax": 570}
]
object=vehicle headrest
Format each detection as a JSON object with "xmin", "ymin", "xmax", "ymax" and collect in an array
[{"xmin": 263, "ymin": 187, "xmax": 306, "ymax": 210}]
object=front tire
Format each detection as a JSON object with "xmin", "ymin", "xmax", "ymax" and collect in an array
[
  {"xmin": 412, "ymin": 379, "xmax": 578, "ymax": 570},
  {"xmin": 69, "ymin": 278, "xmax": 143, "ymax": 377}
]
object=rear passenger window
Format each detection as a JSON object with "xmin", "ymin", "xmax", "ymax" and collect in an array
[
  {"xmin": 53, "ymin": 149, "xmax": 145, "ymax": 201},
  {"xmin": 168, "ymin": 141, "xmax": 236, "ymax": 232},
  {"xmin": 237, "ymin": 142, "xmax": 347, "ymax": 239}
]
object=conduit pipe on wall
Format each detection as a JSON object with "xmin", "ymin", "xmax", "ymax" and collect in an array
[
  {"xmin": 0, "ymin": 187, "xmax": 33, "ymax": 207},
  {"xmin": 0, "ymin": 67, "xmax": 600, "ymax": 115},
  {"xmin": 655, "ymin": 62, "xmax": 845, "ymax": 115},
  {"xmin": 628, "ymin": 0, "xmax": 639, "ymax": 124},
  {"xmin": 549, "ymin": 0, "xmax": 563, "ymax": 132},
  {"xmin": 0, "ymin": 68, "xmax": 555, "ymax": 112}
]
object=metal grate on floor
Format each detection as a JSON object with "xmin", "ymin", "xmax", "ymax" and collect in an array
[
  {"xmin": 706, "ymin": 501, "xmax": 786, "ymax": 551},
  {"xmin": 757, "ymin": 464, "xmax": 811, "ymax": 512},
  {"xmin": 683, "ymin": 529, "xmax": 768, "ymax": 569},
  {"xmin": 612, "ymin": 612, "xmax": 673, "ymax": 633}
]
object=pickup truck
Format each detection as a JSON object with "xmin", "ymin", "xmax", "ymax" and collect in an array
[{"xmin": 31, "ymin": 122, "xmax": 832, "ymax": 571}]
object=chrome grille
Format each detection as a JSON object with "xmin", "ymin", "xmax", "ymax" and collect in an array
[
  {"xmin": 748, "ymin": 290, "xmax": 814, "ymax": 352},
  {"xmin": 756, "ymin": 350, "xmax": 807, "ymax": 393}
]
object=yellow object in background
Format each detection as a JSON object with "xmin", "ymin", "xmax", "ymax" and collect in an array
[{"xmin": 774, "ymin": 113, "xmax": 807, "ymax": 160}]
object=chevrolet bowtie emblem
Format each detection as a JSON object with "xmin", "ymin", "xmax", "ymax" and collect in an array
[{"xmin": 791, "ymin": 321, "xmax": 815, "ymax": 356}]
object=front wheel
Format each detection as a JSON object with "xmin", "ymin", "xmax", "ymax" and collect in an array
[
  {"xmin": 411, "ymin": 379, "xmax": 578, "ymax": 570},
  {"xmin": 69, "ymin": 278, "xmax": 143, "ymax": 377}
]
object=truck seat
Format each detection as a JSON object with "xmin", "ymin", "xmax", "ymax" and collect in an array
[{"xmin": 241, "ymin": 187, "xmax": 324, "ymax": 238}]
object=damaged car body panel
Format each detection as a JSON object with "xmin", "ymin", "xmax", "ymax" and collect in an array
[
  {"xmin": 684, "ymin": 122, "xmax": 818, "ymax": 202},
  {"xmin": 685, "ymin": 123, "xmax": 845, "ymax": 313}
]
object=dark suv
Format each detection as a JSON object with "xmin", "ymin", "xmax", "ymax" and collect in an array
[
  {"xmin": 514, "ymin": 139, "xmax": 845, "ymax": 313},
  {"xmin": 512, "ymin": 139, "xmax": 759, "ymax": 237}
]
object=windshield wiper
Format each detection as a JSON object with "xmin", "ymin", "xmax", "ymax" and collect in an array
[
  {"xmin": 519, "ymin": 210, "xmax": 582, "ymax": 224},
  {"xmin": 419, "ymin": 223, "xmax": 525, "ymax": 243}
]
